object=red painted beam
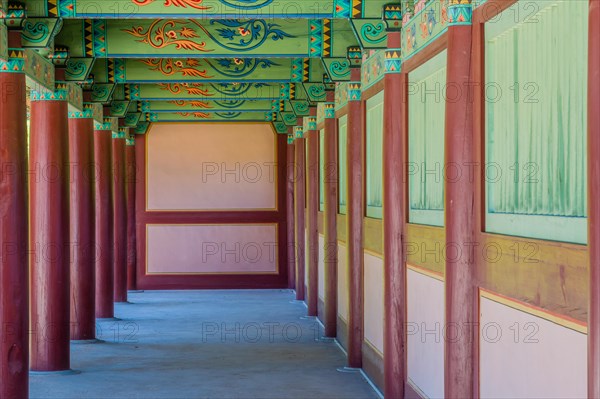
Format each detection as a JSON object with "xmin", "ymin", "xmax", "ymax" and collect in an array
[
  {"xmin": 126, "ymin": 142, "xmax": 138, "ymax": 291},
  {"xmin": 29, "ymin": 99, "xmax": 71, "ymax": 372},
  {"xmin": 589, "ymin": 0, "xmax": 600, "ymax": 397},
  {"xmin": 306, "ymin": 108, "xmax": 319, "ymax": 317},
  {"xmin": 383, "ymin": 31, "xmax": 407, "ymax": 398},
  {"xmin": 347, "ymin": 67, "xmax": 364, "ymax": 368},
  {"xmin": 0, "ymin": 66, "xmax": 29, "ymax": 397},
  {"xmin": 113, "ymin": 137, "xmax": 128, "ymax": 303},
  {"xmin": 95, "ymin": 129, "xmax": 114, "ymax": 318},
  {"xmin": 294, "ymin": 136, "xmax": 306, "ymax": 300},
  {"xmin": 444, "ymin": 20, "xmax": 477, "ymax": 399},
  {"xmin": 68, "ymin": 117, "xmax": 96, "ymax": 341},
  {"xmin": 323, "ymin": 91, "xmax": 338, "ymax": 338},
  {"xmin": 286, "ymin": 140, "xmax": 296, "ymax": 290}
]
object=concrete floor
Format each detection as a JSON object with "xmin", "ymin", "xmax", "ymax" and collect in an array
[{"xmin": 30, "ymin": 290, "xmax": 379, "ymax": 399}]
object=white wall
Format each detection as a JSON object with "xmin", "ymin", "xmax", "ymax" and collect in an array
[
  {"xmin": 337, "ymin": 242, "xmax": 349, "ymax": 321},
  {"xmin": 318, "ymin": 234, "xmax": 325, "ymax": 301},
  {"xmin": 364, "ymin": 252, "xmax": 384, "ymax": 354},
  {"xmin": 407, "ymin": 267, "xmax": 445, "ymax": 399},
  {"xmin": 480, "ymin": 296, "xmax": 587, "ymax": 398}
]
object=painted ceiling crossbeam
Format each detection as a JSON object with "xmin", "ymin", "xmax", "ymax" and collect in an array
[
  {"xmin": 142, "ymin": 99, "xmax": 274, "ymax": 112},
  {"xmin": 128, "ymin": 82, "xmax": 281, "ymax": 100},
  {"xmin": 143, "ymin": 110, "xmax": 275, "ymax": 122},
  {"xmin": 55, "ymin": 18, "xmax": 357, "ymax": 59},
  {"xmin": 92, "ymin": 57, "xmax": 295, "ymax": 84}
]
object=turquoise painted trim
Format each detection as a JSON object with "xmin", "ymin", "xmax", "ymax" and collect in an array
[
  {"xmin": 31, "ymin": 89, "xmax": 68, "ymax": 101},
  {"xmin": 68, "ymin": 109, "xmax": 94, "ymax": 118},
  {"xmin": 448, "ymin": 3, "xmax": 473, "ymax": 26},
  {"xmin": 0, "ymin": 54, "xmax": 25, "ymax": 72}
]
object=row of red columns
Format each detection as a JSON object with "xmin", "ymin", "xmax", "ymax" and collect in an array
[
  {"xmin": 286, "ymin": 3, "xmax": 600, "ymax": 396},
  {"xmin": 0, "ymin": 53, "xmax": 138, "ymax": 397},
  {"xmin": 284, "ymin": 21, "xmax": 477, "ymax": 394}
]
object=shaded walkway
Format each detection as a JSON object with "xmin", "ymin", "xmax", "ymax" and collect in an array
[{"xmin": 30, "ymin": 290, "xmax": 379, "ymax": 399}]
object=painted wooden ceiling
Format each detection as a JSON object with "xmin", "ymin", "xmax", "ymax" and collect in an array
[{"xmin": 3, "ymin": 0, "xmax": 404, "ymax": 133}]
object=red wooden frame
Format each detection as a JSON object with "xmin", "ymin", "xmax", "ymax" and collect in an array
[{"xmin": 134, "ymin": 131, "xmax": 289, "ymax": 290}]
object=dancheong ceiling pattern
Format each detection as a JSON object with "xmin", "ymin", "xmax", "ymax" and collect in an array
[{"xmin": 0, "ymin": 0, "xmax": 414, "ymax": 132}]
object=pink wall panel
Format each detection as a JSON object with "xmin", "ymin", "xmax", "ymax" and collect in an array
[
  {"xmin": 146, "ymin": 123, "xmax": 277, "ymax": 211},
  {"xmin": 364, "ymin": 252, "xmax": 384, "ymax": 354},
  {"xmin": 135, "ymin": 129, "xmax": 289, "ymax": 290},
  {"xmin": 147, "ymin": 224, "xmax": 278, "ymax": 274},
  {"xmin": 337, "ymin": 242, "xmax": 349, "ymax": 321},
  {"xmin": 480, "ymin": 295, "xmax": 587, "ymax": 398}
]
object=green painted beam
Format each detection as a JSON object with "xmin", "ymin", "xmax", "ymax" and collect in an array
[
  {"xmin": 57, "ymin": 18, "xmax": 333, "ymax": 58},
  {"xmin": 109, "ymin": 58, "xmax": 295, "ymax": 83}
]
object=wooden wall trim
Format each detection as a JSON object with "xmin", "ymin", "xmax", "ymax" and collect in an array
[
  {"xmin": 335, "ymin": 106, "xmax": 349, "ymax": 119},
  {"xmin": 362, "ymin": 80, "xmax": 385, "ymax": 102},
  {"xmin": 402, "ymin": 33, "xmax": 448, "ymax": 74},
  {"xmin": 337, "ymin": 214, "xmax": 348, "ymax": 242},
  {"xmin": 318, "ymin": 211, "xmax": 324, "ymax": 234},
  {"xmin": 363, "ymin": 217, "xmax": 383, "ymax": 256}
]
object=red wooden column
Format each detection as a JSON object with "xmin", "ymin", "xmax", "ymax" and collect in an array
[
  {"xmin": 306, "ymin": 108, "xmax": 319, "ymax": 316},
  {"xmin": 0, "ymin": 47, "xmax": 29, "ymax": 397},
  {"xmin": 68, "ymin": 106, "xmax": 96, "ymax": 341},
  {"xmin": 294, "ymin": 125, "xmax": 306, "ymax": 300},
  {"xmin": 382, "ymin": 6, "xmax": 407, "ymax": 397},
  {"xmin": 323, "ymin": 89, "xmax": 338, "ymax": 338},
  {"xmin": 113, "ymin": 127, "xmax": 128, "ymax": 303},
  {"xmin": 588, "ymin": 0, "xmax": 600, "ymax": 397},
  {"xmin": 286, "ymin": 133, "xmax": 296, "ymax": 290},
  {"xmin": 29, "ymin": 84, "xmax": 71, "ymax": 372},
  {"xmin": 125, "ymin": 134, "xmax": 138, "ymax": 292},
  {"xmin": 346, "ymin": 47, "xmax": 365, "ymax": 368},
  {"xmin": 94, "ymin": 120, "xmax": 114, "ymax": 319},
  {"xmin": 444, "ymin": 3, "xmax": 476, "ymax": 398}
]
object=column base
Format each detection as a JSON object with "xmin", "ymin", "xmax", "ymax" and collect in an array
[{"xmin": 30, "ymin": 369, "xmax": 81, "ymax": 376}]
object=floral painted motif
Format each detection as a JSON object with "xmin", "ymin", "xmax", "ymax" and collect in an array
[
  {"xmin": 141, "ymin": 58, "xmax": 213, "ymax": 78},
  {"xmin": 123, "ymin": 20, "xmax": 211, "ymax": 52},
  {"xmin": 168, "ymin": 100, "xmax": 213, "ymax": 108},
  {"xmin": 207, "ymin": 58, "xmax": 279, "ymax": 78},
  {"xmin": 405, "ymin": 23, "xmax": 416, "ymax": 52},
  {"xmin": 158, "ymin": 83, "xmax": 213, "ymax": 96},
  {"xmin": 177, "ymin": 112, "xmax": 211, "ymax": 118},
  {"xmin": 122, "ymin": 19, "xmax": 295, "ymax": 53}
]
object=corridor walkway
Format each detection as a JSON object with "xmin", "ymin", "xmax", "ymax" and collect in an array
[{"xmin": 30, "ymin": 290, "xmax": 379, "ymax": 399}]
